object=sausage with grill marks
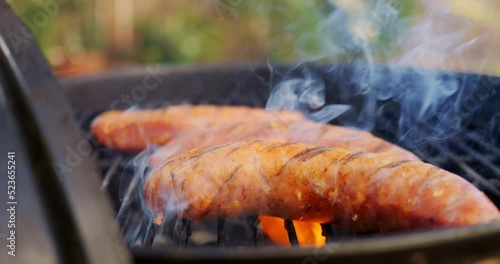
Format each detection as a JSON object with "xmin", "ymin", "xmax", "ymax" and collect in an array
[
  {"xmin": 144, "ymin": 141, "xmax": 500, "ymax": 233},
  {"xmin": 150, "ymin": 121, "xmax": 419, "ymax": 167}
]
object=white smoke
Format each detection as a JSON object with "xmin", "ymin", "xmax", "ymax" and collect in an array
[
  {"xmin": 267, "ymin": 0, "xmax": 495, "ymax": 145},
  {"xmin": 266, "ymin": 67, "xmax": 351, "ymax": 123}
]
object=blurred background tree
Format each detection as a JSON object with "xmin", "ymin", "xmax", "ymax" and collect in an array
[{"xmin": 6, "ymin": 0, "xmax": 500, "ymax": 76}]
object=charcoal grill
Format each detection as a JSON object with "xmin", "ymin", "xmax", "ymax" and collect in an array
[{"xmin": 1, "ymin": 1, "xmax": 500, "ymax": 264}]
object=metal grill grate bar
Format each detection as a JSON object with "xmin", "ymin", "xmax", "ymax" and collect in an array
[
  {"xmin": 131, "ymin": 218, "xmax": 144, "ymax": 246},
  {"xmin": 116, "ymin": 173, "xmax": 141, "ymax": 221},
  {"xmin": 120, "ymin": 213, "xmax": 132, "ymax": 237},
  {"xmin": 450, "ymin": 154, "xmax": 500, "ymax": 197},
  {"xmin": 466, "ymin": 133, "xmax": 500, "ymax": 157},
  {"xmin": 252, "ymin": 216, "xmax": 261, "ymax": 247},
  {"xmin": 143, "ymin": 219, "xmax": 157, "ymax": 247},
  {"xmin": 284, "ymin": 219, "xmax": 299, "ymax": 246},
  {"xmin": 179, "ymin": 218, "xmax": 192, "ymax": 249},
  {"xmin": 437, "ymin": 150, "xmax": 500, "ymax": 202},
  {"xmin": 217, "ymin": 218, "xmax": 226, "ymax": 246},
  {"xmin": 321, "ymin": 224, "xmax": 334, "ymax": 243},
  {"xmin": 455, "ymin": 142, "xmax": 500, "ymax": 177},
  {"xmin": 412, "ymin": 142, "xmax": 500, "ymax": 202},
  {"xmin": 101, "ymin": 155, "xmax": 123, "ymax": 190}
]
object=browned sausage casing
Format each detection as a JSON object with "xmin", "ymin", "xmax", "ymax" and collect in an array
[
  {"xmin": 90, "ymin": 105, "xmax": 306, "ymax": 151},
  {"xmin": 150, "ymin": 121, "xmax": 419, "ymax": 167},
  {"xmin": 144, "ymin": 141, "xmax": 500, "ymax": 233}
]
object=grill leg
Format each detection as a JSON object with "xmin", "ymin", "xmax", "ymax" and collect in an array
[{"xmin": 284, "ymin": 219, "xmax": 299, "ymax": 246}]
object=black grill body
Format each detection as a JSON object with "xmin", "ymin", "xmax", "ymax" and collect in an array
[{"xmin": 61, "ymin": 64, "xmax": 500, "ymax": 263}]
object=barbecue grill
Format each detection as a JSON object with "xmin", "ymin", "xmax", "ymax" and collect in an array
[{"xmin": 1, "ymin": 2, "xmax": 500, "ymax": 264}]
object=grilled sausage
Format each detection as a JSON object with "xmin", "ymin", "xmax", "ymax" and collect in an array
[
  {"xmin": 90, "ymin": 105, "xmax": 306, "ymax": 151},
  {"xmin": 144, "ymin": 141, "xmax": 500, "ymax": 233},
  {"xmin": 150, "ymin": 121, "xmax": 419, "ymax": 167},
  {"xmin": 148, "ymin": 121, "xmax": 420, "ymax": 245}
]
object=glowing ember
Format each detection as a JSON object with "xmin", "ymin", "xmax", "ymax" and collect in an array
[{"xmin": 259, "ymin": 216, "xmax": 326, "ymax": 247}]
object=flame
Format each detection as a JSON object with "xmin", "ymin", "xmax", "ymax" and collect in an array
[{"xmin": 259, "ymin": 216, "xmax": 326, "ymax": 247}]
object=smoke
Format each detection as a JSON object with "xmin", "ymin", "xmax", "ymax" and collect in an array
[
  {"xmin": 266, "ymin": 66, "xmax": 351, "ymax": 123},
  {"xmin": 266, "ymin": 0, "xmax": 495, "ymax": 148}
]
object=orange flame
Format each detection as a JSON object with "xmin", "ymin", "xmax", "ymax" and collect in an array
[{"xmin": 259, "ymin": 216, "xmax": 326, "ymax": 247}]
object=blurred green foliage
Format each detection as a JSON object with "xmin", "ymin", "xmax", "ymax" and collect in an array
[
  {"xmin": 5, "ymin": 0, "xmax": 418, "ymax": 66},
  {"xmin": 6, "ymin": 0, "xmax": 500, "ymax": 76},
  {"xmin": 133, "ymin": 1, "xmax": 329, "ymax": 64}
]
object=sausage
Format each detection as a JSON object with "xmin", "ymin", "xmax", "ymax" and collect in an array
[
  {"xmin": 150, "ymin": 121, "xmax": 420, "ymax": 167},
  {"xmin": 144, "ymin": 141, "xmax": 500, "ymax": 233},
  {"xmin": 90, "ymin": 105, "xmax": 306, "ymax": 151},
  {"xmin": 148, "ymin": 121, "xmax": 420, "ymax": 245}
]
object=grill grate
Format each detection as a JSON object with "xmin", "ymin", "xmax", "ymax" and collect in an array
[
  {"xmin": 284, "ymin": 219, "xmax": 299, "ymax": 246},
  {"xmin": 76, "ymin": 109, "xmax": 500, "ymax": 249},
  {"xmin": 217, "ymin": 218, "xmax": 226, "ymax": 246},
  {"xmin": 180, "ymin": 219, "xmax": 192, "ymax": 249}
]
